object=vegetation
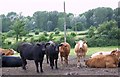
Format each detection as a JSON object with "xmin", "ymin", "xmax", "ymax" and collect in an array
[{"xmin": 0, "ymin": 7, "xmax": 119, "ymax": 49}]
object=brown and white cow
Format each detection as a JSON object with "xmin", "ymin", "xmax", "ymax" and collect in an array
[
  {"xmin": 59, "ymin": 42, "xmax": 71, "ymax": 65},
  {"xmin": 74, "ymin": 40, "xmax": 88, "ymax": 67},
  {"xmin": 0, "ymin": 48, "xmax": 15, "ymax": 56}
]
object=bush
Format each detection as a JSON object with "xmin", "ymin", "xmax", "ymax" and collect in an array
[
  {"xmin": 27, "ymin": 34, "xmax": 33, "ymax": 37},
  {"xmin": 10, "ymin": 41, "xmax": 22, "ymax": 51},
  {"xmin": 70, "ymin": 32, "xmax": 76, "ymax": 37},
  {"xmin": 48, "ymin": 33, "xmax": 54, "ymax": 41},
  {"xmin": 55, "ymin": 30, "xmax": 60, "ymax": 34},
  {"xmin": 35, "ymin": 30, "xmax": 39, "ymax": 35},
  {"xmin": 38, "ymin": 34, "xmax": 48, "ymax": 42},
  {"xmin": 59, "ymin": 34, "xmax": 76, "ymax": 48},
  {"xmin": 86, "ymin": 36, "xmax": 118, "ymax": 47},
  {"xmin": 6, "ymin": 30, "xmax": 15, "ymax": 37},
  {"xmin": 43, "ymin": 31, "xmax": 48, "ymax": 36},
  {"xmin": 54, "ymin": 28, "xmax": 60, "ymax": 35}
]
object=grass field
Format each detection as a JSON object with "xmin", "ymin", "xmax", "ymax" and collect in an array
[
  {"xmin": 14, "ymin": 46, "xmax": 118, "ymax": 57},
  {"xmin": 70, "ymin": 46, "xmax": 118, "ymax": 56}
]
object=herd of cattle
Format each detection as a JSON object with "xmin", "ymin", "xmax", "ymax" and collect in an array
[{"xmin": 0, "ymin": 40, "xmax": 120, "ymax": 73}]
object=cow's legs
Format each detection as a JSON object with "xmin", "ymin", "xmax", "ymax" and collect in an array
[
  {"xmin": 21, "ymin": 59, "xmax": 27, "ymax": 70},
  {"xmin": 40, "ymin": 60, "xmax": 44, "ymax": 73},
  {"xmin": 65, "ymin": 56, "xmax": 68, "ymax": 65},
  {"xmin": 61, "ymin": 56, "xmax": 63, "ymax": 65},
  {"xmin": 50, "ymin": 58, "xmax": 54, "ymax": 69},
  {"xmin": 34, "ymin": 60, "xmax": 39, "ymax": 73},
  {"xmin": 77, "ymin": 56, "xmax": 81, "ymax": 68},
  {"xmin": 106, "ymin": 62, "xmax": 117, "ymax": 68},
  {"xmin": 46, "ymin": 54, "xmax": 49, "ymax": 64},
  {"xmin": 55, "ymin": 59, "xmax": 58, "ymax": 69}
]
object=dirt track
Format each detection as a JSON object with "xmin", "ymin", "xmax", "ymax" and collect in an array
[{"xmin": 1, "ymin": 56, "xmax": 120, "ymax": 76}]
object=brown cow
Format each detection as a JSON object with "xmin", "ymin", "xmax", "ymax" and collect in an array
[
  {"xmin": 85, "ymin": 53, "xmax": 120, "ymax": 68},
  {"xmin": 59, "ymin": 42, "xmax": 71, "ymax": 65},
  {"xmin": 91, "ymin": 49, "xmax": 120, "ymax": 58},
  {"xmin": 0, "ymin": 48, "xmax": 15, "ymax": 56},
  {"xmin": 74, "ymin": 40, "xmax": 88, "ymax": 67}
]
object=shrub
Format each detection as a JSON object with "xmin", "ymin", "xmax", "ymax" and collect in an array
[
  {"xmin": 6, "ymin": 30, "xmax": 15, "ymax": 37},
  {"xmin": 70, "ymin": 32, "xmax": 76, "ymax": 37},
  {"xmin": 48, "ymin": 33, "xmax": 54, "ymax": 41},
  {"xmin": 86, "ymin": 36, "xmax": 118, "ymax": 47},
  {"xmin": 38, "ymin": 34, "xmax": 48, "ymax": 42},
  {"xmin": 59, "ymin": 34, "xmax": 76, "ymax": 48},
  {"xmin": 55, "ymin": 30, "xmax": 60, "ymax": 34},
  {"xmin": 10, "ymin": 41, "xmax": 22, "ymax": 51},
  {"xmin": 35, "ymin": 30, "xmax": 39, "ymax": 35},
  {"xmin": 43, "ymin": 31, "xmax": 48, "ymax": 36},
  {"xmin": 54, "ymin": 28, "xmax": 60, "ymax": 35}
]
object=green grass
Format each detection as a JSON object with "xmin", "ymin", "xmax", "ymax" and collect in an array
[
  {"xmin": 70, "ymin": 46, "xmax": 118, "ymax": 56},
  {"xmin": 13, "ymin": 46, "xmax": 118, "ymax": 57}
]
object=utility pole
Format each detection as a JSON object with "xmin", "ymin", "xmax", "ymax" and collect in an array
[{"xmin": 64, "ymin": 1, "xmax": 67, "ymax": 43}]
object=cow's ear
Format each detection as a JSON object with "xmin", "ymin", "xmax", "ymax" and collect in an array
[
  {"xmin": 59, "ymin": 44, "xmax": 63, "ymax": 46},
  {"xmin": 84, "ymin": 59, "xmax": 88, "ymax": 62},
  {"xmin": 36, "ymin": 43, "xmax": 41, "ymax": 46},
  {"xmin": 75, "ymin": 41, "xmax": 78, "ymax": 44},
  {"xmin": 45, "ymin": 43, "xmax": 50, "ymax": 47},
  {"xmin": 83, "ymin": 40, "xmax": 87, "ymax": 44}
]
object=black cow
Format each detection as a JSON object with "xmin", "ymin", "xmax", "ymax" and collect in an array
[
  {"xmin": 2, "ymin": 56, "xmax": 22, "ymax": 67},
  {"xmin": 45, "ymin": 41, "xmax": 61, "ymax": 69},
  {"xmin": 17, "ymin": 42, "xmax": 46, "ymax": 73}
]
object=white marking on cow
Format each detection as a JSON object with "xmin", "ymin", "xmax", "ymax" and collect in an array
[
  {"xmin": 91, "ymin": 51, "xmax": 111, "ymax": 58},
  {"xmin": 78, "ymin": 40, "xmax": 84, "ymax": 48},
  {"xmin": 49, "ymin": 41, "xmax": 54, "ymax": 44}
]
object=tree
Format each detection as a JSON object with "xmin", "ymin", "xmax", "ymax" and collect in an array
[
  {"xmin": 11, "ymin": 18, "xmax": 27, "ymax": 42},
  {"xmin": 88, "ymin": 26, "xmax": 96, "ymax": 38},
  {"xmin": 48, "ymin": 11, "xmax": 58, "ymax": 31},
  {"xmin": 97, "ymin": 20, "xmax": 118, "ymax": 39},
  {"xmin": 73, "ymin": 22, "xmax": 85, "ymax": 31},
  {"xmin": 0, "ymin": 14, "xmax": 11, "ymax": 32},
  {"xmin": 33, "ymin": 11, "xmax": 48, "ymax": 31}
]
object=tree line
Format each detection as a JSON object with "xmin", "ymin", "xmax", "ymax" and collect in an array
[
  {"xmin": 0, "ymin": 7, "xmax": 119, "ymax": 32},
  {"xmin": 0, "ymin": 7, "xmax": 119, "ymax": 48}
]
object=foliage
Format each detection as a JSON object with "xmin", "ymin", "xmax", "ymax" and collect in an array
[
  {"xmin": 54, "ymin": 28, "xmax": 60, "ymax": 34},
  {"xmin": 6, "ymin": 30, "xmax": 15, "ymax": 37},
  {"xmin": 35, "ymin": 29, "xmax": 39, "ymax": 35},
  {"xmin": 97, "ymin": 20, "xmax": 118, "ymax": 39},
  {"xmin": 11, "ymin": 18, "xmax": 28, "ymax": 42},
  {"xmin": 43, "ymin": 31, "xmax": 48, "ymax": 36},
  {"xmin": 48, "ymin": 33, "xmax": 54, "ymax": 41},
  {"xmin": 38, "ymin": 34, "xmax": 48, "ymax": 42},
  {"xmin": 59, "ymin": 34, "xmax": 76, "ymax": 48},
  {"xmin": 87, "ymin": 26, "xmax": 96, "ymax": 38},
  {"xmin": 70, "ymin": 32, "xmax": 76, "ymax": 37}
]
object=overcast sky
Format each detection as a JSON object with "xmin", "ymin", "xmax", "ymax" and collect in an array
[{"xmin": 0, "ymin": 0, "xmax": 119, "ymax": 16}]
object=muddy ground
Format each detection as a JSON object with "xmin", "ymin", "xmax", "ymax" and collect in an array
[{"xmin": 1, "ymin": 56, "xmax": 120, "ymax": 76}]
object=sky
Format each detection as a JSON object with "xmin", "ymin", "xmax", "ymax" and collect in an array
[{"xmin": 0, "ymin": 0, "xmax": 119, "ymax": 16}]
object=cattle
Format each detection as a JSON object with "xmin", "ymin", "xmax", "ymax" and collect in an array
[
  {"xmin": 17, "ymin": 42, "xmax": 46, "ymax": 73},
  {"xmin": 91, "ymin": 52, "xmax": 111, "ymax": 58},
  {"xmin": 2, "ymin": 56, "xmax": 22, "ymax": 67},
  {"xmin": 59, "ymin": 42, "xmax": 71, "ymax": 65},
  {"xmin": 91, "ymin": 49, "xmax": 120, "ymax": 58},
  {"xmin": 74, "ymin": 40, "xmax": 88, "ymax": 67},
  {"xmin": 0, "ymin": 48, "xmax": 15, "ymax": 56},
  {"xmin": 85, "ymin": 53, "xmax": 119, "ymax": 68},
  {"xmin": 45, "ymin": 41, "xmax": 61, "ymax": 69}
]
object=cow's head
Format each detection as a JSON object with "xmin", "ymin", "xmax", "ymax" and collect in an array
[
  {"xmin": 111, "ymin": 49, "xmax": 120, "ymax": 58},
  {"xmin": 36, "ymin": 42, "xmax": 46, "ymax": 52},
  {"xmin": 77, "ymin": 40, "xmax": 86, "ymax": 50},
  {"xmin": 6, "ymin": 49, "xmax": 14, "ymax": 55}
]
